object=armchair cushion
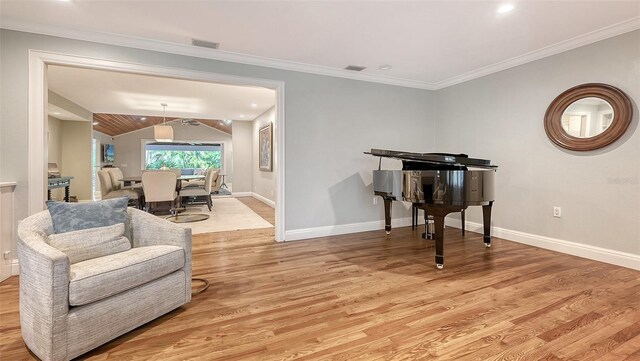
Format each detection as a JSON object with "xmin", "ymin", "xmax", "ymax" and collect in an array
[
  {"xmin": 68, "ymin": 245, "xmax": 185, "ymax": 306},
  {"xmin": 47, "ymin": 223, "xmax": 131, "ymax": 264},
  {"xmin": 46, "ymin": 197, "xmax": 129, "ymax": 234}
]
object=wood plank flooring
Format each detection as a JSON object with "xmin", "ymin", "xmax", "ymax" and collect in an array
[
  {"xmin": 236, "ymin": 196, "xmax": 275, "ymax": 226},
  {"xmin": 1, "ymin": 206, "xmax": 639, "ymax": 360}
]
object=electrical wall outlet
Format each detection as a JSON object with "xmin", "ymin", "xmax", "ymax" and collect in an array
[
  {"xmin": 373, "ymin": 196, "xmax": 378, "ymax": 205},
  {"xmin": 553, "ymin": 207, "xmax": 561, "ymax": 218}
]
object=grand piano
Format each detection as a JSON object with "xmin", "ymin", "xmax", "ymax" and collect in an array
[{"xmin": 368, "ymin": 149, "xmax": 497, "ymax": 269}]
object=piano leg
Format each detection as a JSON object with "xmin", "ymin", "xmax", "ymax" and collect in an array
[
  {"xmin": 411, "ymin": 203, "xmax": 417, "ymax": 230},
  {"xmin": 482, "ymin": 201, "xmax": 493, "ymax": 247},
  {"xmin": 433, "ymin": 213, "xmax": 445, "ymax": 269},
  {"xmin": 383, "ymin": 197, "xmax": 393, "ymax": 234},
  {"xmin": 422, "ymin": 206, "xmax": 464, "ymax": 269},
  {"xmin": 461, "ymin": 209, "xmax": 466, "ymax": 236}
]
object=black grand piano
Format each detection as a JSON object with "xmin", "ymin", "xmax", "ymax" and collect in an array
[{"xmin": 368, "ymin": 149, "xmax": 497, "ymax": 269}]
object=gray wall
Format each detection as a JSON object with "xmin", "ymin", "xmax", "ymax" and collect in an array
[
  {"xmin": 47, "ymin": 116, "xmax": 63, "ymax": 200},
  {"xmin": 252, "ymin": 107, "xmax": 276, "ymax": 202},
  {"xmin": 48, "ymin": 117, "xmax": 92, "ymax": 201},
  {"xmin": 92, "ymin": 130, "xmax": 113, "ymax": 168},
  {"xmin": 47, "ymin": 91, "xmax": 94, "ymax": 200},
  {"xmin": 0, "ymin": 29, "xmax": 434, "ymax": 233},
  {"xmin": 434, "ymin": 30, "xmax": 640, "ymax": 255},
  {"xmin": 112, "ymin": 123, "xmax": 233, "ymax": 178},
  {"xmin": 60, "ymin": 120, "xmax": 92, "ymax": 200},
  {"xmin": 232, "ymin": 121, "xmax": 253, "ymax": 193}
]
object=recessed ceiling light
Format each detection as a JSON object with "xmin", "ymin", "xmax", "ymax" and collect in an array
[
  {"xmin": 140, "ymin": 117, "xmax": 147, "ymax": 121},
  {"xmin": 53, "ymin": 112, "xmax": 61, "ymax": 115},
  {"xmin": 497, "ymin": 4, "xmax": 514, "ymax": 13},
  {"xmin": 92, "ymin": 122, "xmax": 99, "ymax": 125},
  {"xmin": 251, "ymin": 103, "xmax": 258, "ymax": 108},
  {"xmin": 239, "ymin": 115, "xmax": 245, "ymax": 118},
  {"xmin": 378, "ymin": 64, "xmax": 392, "ymax": 70}
]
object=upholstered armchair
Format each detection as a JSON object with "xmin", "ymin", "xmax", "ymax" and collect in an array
[{"xmin": 17, "ymin": 207, "xmax": 192, "ymax": 361}]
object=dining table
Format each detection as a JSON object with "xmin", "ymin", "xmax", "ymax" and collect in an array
[{"xmin": 121, "ymin": 174, "xmax": 205, "ymax": 188}]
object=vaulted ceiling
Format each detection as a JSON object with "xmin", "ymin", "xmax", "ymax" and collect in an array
[{"xmin": 92, "ymin": 114, "xmax": 232, "ymax": 137}]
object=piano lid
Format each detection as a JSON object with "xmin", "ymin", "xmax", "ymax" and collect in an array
[{"xmin": 365, "ymin": 149, "xmax": 497, "ymax": 169}]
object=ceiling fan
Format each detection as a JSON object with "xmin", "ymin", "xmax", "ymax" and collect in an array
[{"xmin": 178, "ymin": 118, "xmax": 200, "ymax": 126}]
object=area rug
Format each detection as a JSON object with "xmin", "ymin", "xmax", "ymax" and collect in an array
[{"xmin": 175, "ymin": 197, "xmax": 273, "ymax": 234}]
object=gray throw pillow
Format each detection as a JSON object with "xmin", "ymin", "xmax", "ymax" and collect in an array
[
  {"xmin": 48, "ymin": 223, "xmax": 131, "ymax": 264},
  {"xmin": 47, "ymin": 197, "xmax": 129, "ymax": 234}
]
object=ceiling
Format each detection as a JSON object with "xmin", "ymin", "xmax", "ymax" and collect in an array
[
  {"xmin": 48, "ymin": 104, "xmax": 87, "ymax": 122},
  {"xmin": 47, "ymin": 65, "xmax": 276, "ymax": 124},
  {"xmin": 1, "ymin": 1, "xmax": 639, "ymax": 89},
  {"xmin": 92, "ymin": 114, "xmax": 233, "ymax": 137}
]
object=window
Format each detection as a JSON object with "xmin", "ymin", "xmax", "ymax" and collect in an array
[{"xmin": 144, "ymin": 142, "xmax": 223, "ymax": 170}]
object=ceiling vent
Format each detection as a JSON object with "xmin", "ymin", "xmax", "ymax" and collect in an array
[
  {"xmin": 345, "ymin": 65, "xmax": 366, "ymax": 71},
  {"xmin": 191, "ymin": 39, "xmax": 220, "ymax": 49}
]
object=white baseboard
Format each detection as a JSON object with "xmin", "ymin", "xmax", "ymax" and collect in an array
[
  {"xmin": 232, "ymin": 192, "xmax": 253, "ymax": 197},
  {"xmin": 445, "ymin": 219, "xmax": 640, "ymax": 271},
  {"xmin": 285, "ymin": 217, "xmax": 413, "ymax": 242},
  {"xmin": 11, "ymin": 259, "xmax": 19, "ymax": 275},
  {"xmin": 252, "ymin": 193, "xmax": 275, "ymax": 208},
  {"xmin": 284, "ymin": 216, "xmax": 639, "ymax": 270}
]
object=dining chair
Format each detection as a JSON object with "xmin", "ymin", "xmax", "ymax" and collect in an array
[
  {"xmin": 141, "ymin": 170, "xmax": 178, "ymax": 214},
  {"xmin": 179, "ymin": 168, "xmax": 215, "ymax": 211},
  {"xmin": 97, "ymin": 170, "xmax": 142, "ymax": 209},
  {"xmin": 183, "ymin": 168, "xmax": 221, "ymax": 193},
  {"xmin": 107, "ymin": 167, "xmax": 143, "ymax": 193}
]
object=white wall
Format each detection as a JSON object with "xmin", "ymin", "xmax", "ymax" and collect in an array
[
  {"xmin": 232, "ymin": 121, "xmax": 253, "ymax": 193},
  {"xmin": 434, "ymin": 30, "xmax": 640, "ymax": 256},
  {"xmin": 252, "ymin": 107, "xmax": 276, "ymax": 203},
  {"xmin": 112, "ymin": 123, "xmax": 233, "ymax": 178}
]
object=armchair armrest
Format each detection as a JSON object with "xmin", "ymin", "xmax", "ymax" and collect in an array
[
  {"xmin": 128, "ymin": 208, "xmax": 192, "ymax": 302},
  {"xmin": 17, "ymin": 224, "xmax": 70, "ymax": 361},
  {"xmin": 128, "ymin": 208, "xmax": 191, "ymax": 249}
]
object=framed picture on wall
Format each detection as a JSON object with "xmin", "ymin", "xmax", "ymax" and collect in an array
[{"xmin": 259, "ymin": 123, "xmax": 272, "ymax": 172}]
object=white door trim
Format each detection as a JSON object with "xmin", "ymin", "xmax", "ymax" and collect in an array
[{"xmin": 28, "ymin": 50, "xmax": 286, "ymax": 241}]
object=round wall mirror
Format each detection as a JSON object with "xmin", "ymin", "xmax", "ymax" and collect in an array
[{"xmin": 544, "ymin": 83, "xmax": 633, "ymax": 151}]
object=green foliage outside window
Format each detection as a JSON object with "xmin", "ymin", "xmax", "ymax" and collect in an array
[{"xmin": 146, "ymin": 150, "xmax": 221, "ymax": 170}]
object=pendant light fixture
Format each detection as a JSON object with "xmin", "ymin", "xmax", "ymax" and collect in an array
[{"xmin": 154, "ymin": 103, "xmax": 173, "ymax": 141}]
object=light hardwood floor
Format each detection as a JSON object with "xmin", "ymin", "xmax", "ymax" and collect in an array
[{"xmin": 1, "ymin": 203, "xmax": 639, "ymax": 360}]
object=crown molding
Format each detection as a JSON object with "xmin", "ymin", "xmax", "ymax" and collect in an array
[
  {"xmin": 2, "ymin": 16, "xmax": 639, "ymax": 91},
  {"xmin": 0, "ymin": 19, "xmax": 434, "ymax": 90},
  {"xmin": 432, "ymin": 16, "xmax": 640, "ymax": 89}
]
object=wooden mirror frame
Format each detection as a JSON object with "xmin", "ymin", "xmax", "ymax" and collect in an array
[{"xmin": 544, "ymin": 83, "xmax": 633, "ymax": 151}]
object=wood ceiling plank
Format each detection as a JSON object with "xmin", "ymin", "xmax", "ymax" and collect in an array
[{"xmin": 93, "ymin": 113, "xmax": 233, "ymax": 136}]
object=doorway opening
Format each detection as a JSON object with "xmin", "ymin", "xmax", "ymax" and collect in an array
[{"xmin": 29, "ymin": 51, "xmax": 285, "ymax": 241}]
